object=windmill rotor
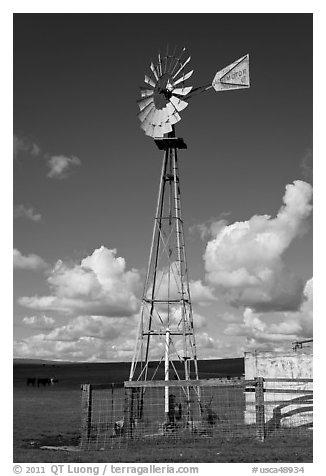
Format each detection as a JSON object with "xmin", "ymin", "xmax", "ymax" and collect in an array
[{"xmin": 137, "ymin": 48, "xmax": 193, "ymax": 138}]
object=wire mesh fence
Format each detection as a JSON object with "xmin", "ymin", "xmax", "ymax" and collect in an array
[{"xmin": 80, "ymin": 377, "xmax": 312, "ymax": 451}]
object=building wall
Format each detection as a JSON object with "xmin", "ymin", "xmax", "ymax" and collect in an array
[{"xmin": 244, "ymin": 350, "xmax": 313, "ymax": 427}]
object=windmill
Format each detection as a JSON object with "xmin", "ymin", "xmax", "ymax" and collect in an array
[{"xmin": 129, "ymin": 47, "xmax": 250, "ymax": 422}]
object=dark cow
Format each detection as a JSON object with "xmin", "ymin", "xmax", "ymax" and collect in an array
[
  {"xmin": 26, "ymin": 377, "xmax": 36, "ymax": 386},
  {"xmin": 37, "ymin": 378, "xmax": 51, "ymax": 387}
]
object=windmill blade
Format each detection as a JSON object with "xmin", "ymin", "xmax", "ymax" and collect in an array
[
  {"xmin": 163, "ymin": 45, "xmax": 169, "ymax": 74},
  {"xmin": 172, "ymin": 86, "xmax": 192, "ymax": 96},
  {"xmin": 173, "ymin": 55, "xmax": 191, "ymax": 79},
  {"xmin": 168, "ymin": 113, "xmax": 181, "ymax": 125},
  {"xmin": 137, "ymin": 96, "xmax": 154, "ymax": 111},
  {"xmin": 151, "ymin": 109, "xmax": 164, "ymax": 126},
  {"xmin": 140, "ymin": 105, "xmax": 157, "ymax": 126},
  {"xmin": 161, "ymin": 122, "xmax": 173, "ymax": 134},
  {"xmin": 154, "ymin": 109, "xmax": 173, "ymax": 129},
  {"xmin": 212, "ymin": 54, "xmax": 250, "ymax": 91},
  {"xmin": 140, "ymin": 109, "xmax": 163, "ymax": 134},
  {"xmin": 158, "ymin": 52, "xmax": 163, "ymax": 76},
  {"xmin": 165, "ymin": 102, "xmax": 181, "ymax": 125},
  {"xmin": 141, "ymin": 112, "xmax": 156, "ymax": 132},
  {"xmin": 152, "ymin": 124, "xmax": 165, "ymax": 138},
  {"xmin": 138, "ymin": 102, "xmax": 155, "ymax": 122},
  {"xmin": 170, "ymin": 47, "xmax": 186, "ymax": 77},
  {"xmin": 170, "ymin": 95, "xmax": 188, "ymax": 112},
  {"xmin": 150, "ymin": 62, "xmax": 159, "ymax": 81},
  {"xmin": 143, "ymin": 123, "xmax": 155, "ymax": 137},
  {"xmin": 166, "ymin": 45, "xmax": 178, "ymax": 74},
  {"xmin": 140, "ymin": 87, "xmax": 154, "ymax": 98},
  {"xmin": 172, "ymin": 70, "xmax": 193, "ymax": 87},
  {"xmin": 144, "ymin": 74, "xmax": 156, "ymax": 88},
  {"xmin": 158, "ymin": 107, "xmax": 172, "ymax": 124}
]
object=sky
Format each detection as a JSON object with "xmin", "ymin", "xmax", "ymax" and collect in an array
[{"xmin": 13, "ymin": 13, "xmax": 313, "ymax": 362}]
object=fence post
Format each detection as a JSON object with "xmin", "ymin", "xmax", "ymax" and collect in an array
[
  {"xmin": 80, "ymin": 384, "xmax": 92, "ymax": 448},
  {"xmin": 110, "ymin": 383, "xmax": 114, "ymax": 432},
  {"xmin": 255, "ymin": 377, "xmax": 265, "ymax": 442},
  {"xmin": 123, "ymin": 386, "xmax": 133, "ymax": 439}
]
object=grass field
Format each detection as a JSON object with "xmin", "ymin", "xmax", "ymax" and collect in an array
[{"xmin": 13, "ymin": 359, "xmax": 313, "ymax": 463}]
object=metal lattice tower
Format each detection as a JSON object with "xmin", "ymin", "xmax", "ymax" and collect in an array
[{"xmin": 129, "ymin": 129, "xmax": 199, "ymax": 388}]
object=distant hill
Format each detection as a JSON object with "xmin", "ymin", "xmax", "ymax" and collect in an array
[
  {"xmin": 13, "ymin": 356, "xmax": 244, "ymax": 371},
  {"xmin": 13, "ymin": 357, "xmax": 244, "ymax": 389},
  {"xmin": 13, "ymin": 358, "xmax": 73, "ymax": 365}
]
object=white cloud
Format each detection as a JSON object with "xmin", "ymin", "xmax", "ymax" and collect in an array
[
  {"xmin": 149, "ymin": 306, "xmax": 207, "ymax": 330},
  {"xmin": 45, "ymin": 315, "xmax": 135, "ymax": 342},
  {"xmin": 18, "ymin": 246, "xmax": 142, "ymax": 317},
  {"xmin": 204, "ymin": 180, "xmax": 312, "ymax": 312},
  {"xmin": 13, "ymin": 249, "xmax": 48, "ymax": 270},
  {"xmin": 14, "ymin": 314, "xmax": 139, "ymax": 362},
  {"xmin": 13, "ymin": 134, "xmax": 81, "ymax": 180},
  {"xmin": 190, "ymin": 218, "xmax": 229, "ymax": 241},
  {"xmin": 224, "ymin": 277, "xmax": 313, "ymax": 351},
  {"xmin": 146, "ymin": 261, "xmax": 216, "ymax": 307},
  {"xmin": 189, "ymin": 280, "xmax": 217, "ymax": 306},
  {"xmin": 47, "ymin": 154, "xmax": 81, "ymax": 179},
  {"xmin": 14, "ymin": 204, "xmax": 42, "ymax": 222},
  {"xmin": 14, "ymin": 335, "xmax": 109, "ymax": 361},
  {"xmin": 13, "ymin": 134, "xmax": 40, "ymax": 159},
  {"xmin": 22, "ymin": 315, "xmax": 56, "ymax": 330}
]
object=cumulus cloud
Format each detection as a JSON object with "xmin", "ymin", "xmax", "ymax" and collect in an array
[
  {"xmin": 13, "ymin": 134, "xmax": 40, "ymax": 159},
  {"xmin": 13, "ymin": 249, "xmax": 48, "ymax": 270},
  {"xmin": 14, "ymin": 314, "xmax": 138, "ymax": 361},
  {"xmin": 189, "ymin": 280, "xmax": 218, "ymax": 305},
  {"xmin": 14, "ymin": 335, "xmax": 110, "ymax": 361},
  {"xmin": 18, "ymin": 246, "xmax": 142, "ymax": 317},
  {"xmin": 149, "ymin": 306, "xmax": 207, "ymax": 330},
  {"xmin": 47, "ymin": 154, "xmax": 81, "ymax": 179},
  {"xmin": 190, "ymin": 218, "xmax": 229, "ymax": 241},
  {"xmin": 22, "ymin": 315, "xmax": 56, "ymax": 330},
  {"xmin": 224, "ymin": 277, "xmax": 313, "ymax": 351},
  {"xmin": 204, "ymin": 180, "xmax": 312, "ymax": 312},
  {"xmin": 45, "ymin": 315, "xmax": 136, "ymax": 342},
  {"xmin": 145, "ymin": 261, "xmax": 216, "ymax": 307},
  {"xmin": 14, "ymin": 204, "xmax": 42, "ymax": 222}
]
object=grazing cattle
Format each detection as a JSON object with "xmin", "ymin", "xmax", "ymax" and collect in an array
[
  {"xmin": 37, "ymin": 378, "xmax": 51, "ymax": 387},
  {"xmin": 26, "ymin": 378, "xmax": 36, "ymax": 386}
]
